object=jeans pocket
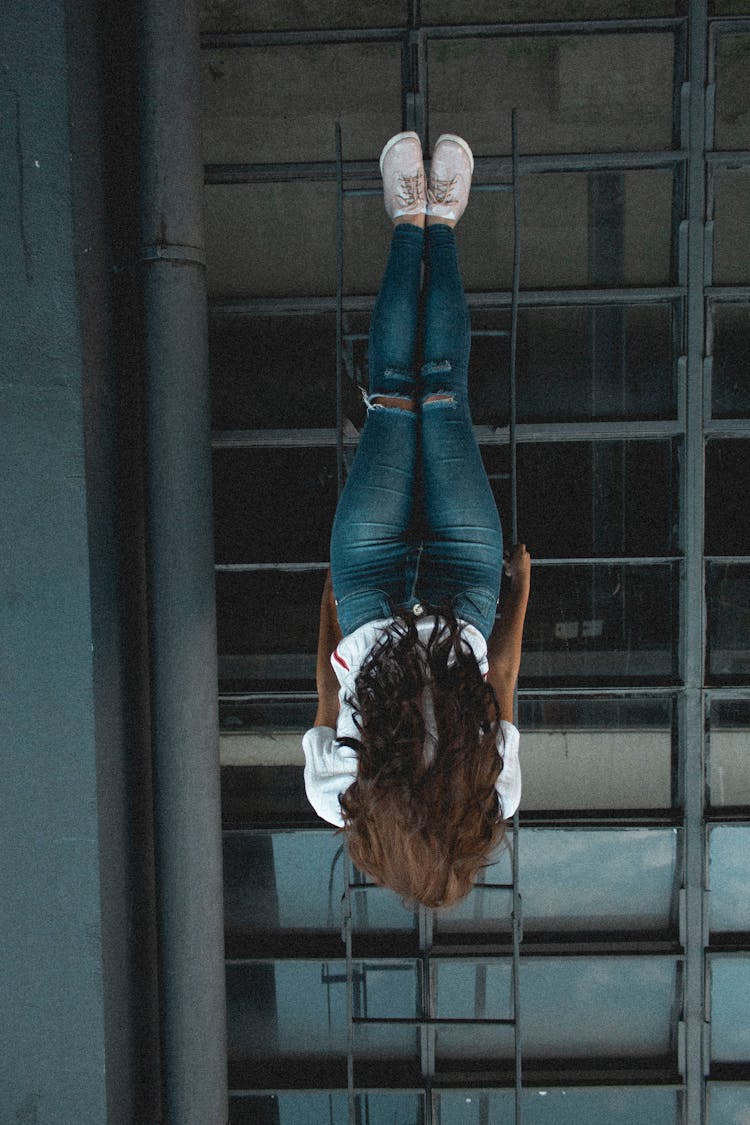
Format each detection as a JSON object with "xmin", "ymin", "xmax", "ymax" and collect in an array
[
  {"xmin": 451, "ymin": 587, "xmax": 499, "ymax": 639},
  {"xmin": 335, "ymin": 588, "xmax": 394, "ymax": 636}
]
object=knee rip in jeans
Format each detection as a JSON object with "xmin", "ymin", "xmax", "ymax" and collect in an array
[
  {"xmin": 361, "ymin": 388, "xmax": 416, "ymax": 413},
  {"xmin": 421, "ymin": 361, "xmax": 457, "ymax": 407},
  {"xmin": 422, "ymin": 389, "xmax": 457, "ymax": 407}
]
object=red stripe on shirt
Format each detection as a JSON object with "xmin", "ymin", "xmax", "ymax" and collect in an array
[{"xmin": 332, "ymin": 649, "xmax": 349, "ymax": 672}]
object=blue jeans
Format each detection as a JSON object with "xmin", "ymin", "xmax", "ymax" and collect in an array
[{"xmin": 330, "ymin": 223, "xmax": 503, "ymax": 640}]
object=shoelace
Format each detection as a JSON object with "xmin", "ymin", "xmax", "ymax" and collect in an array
[
  {"xmin": 428, "ymin": 175, "xmax": 458, "ymax": 205},
  {"xmin": 397, "ymin": 172, "xmax": 425, "ymax": 208}
]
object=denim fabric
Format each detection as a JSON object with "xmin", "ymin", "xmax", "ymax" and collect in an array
[{"xmin": 329, "ymin": 223, "xmax": 503, "ymax": 640}]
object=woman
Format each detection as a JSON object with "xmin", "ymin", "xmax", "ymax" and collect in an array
[{"xmin": 302, "ymin": 132, "xmax": 531, "ymax": 908}]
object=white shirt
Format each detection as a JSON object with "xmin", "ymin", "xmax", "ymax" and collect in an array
[{"xmin": 302, "ymin": 615, "xmax": 521, "ymax": 827}]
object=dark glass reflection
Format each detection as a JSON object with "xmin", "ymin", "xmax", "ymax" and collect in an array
[
  {"xmin": 706, "ymin": 441, "xmax": 750, "ymax": 555},
  {"xmin": 712, "ymin": 305, "xmax": 750, "ymax": 418},
  {"xmin": 707, "ymin": 563, "xmax": 750, "ymax": 683}
]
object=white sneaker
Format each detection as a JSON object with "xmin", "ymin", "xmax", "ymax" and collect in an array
[
  {"xmin": 379, "ymin": 131, "xmax": 426, "ymax": 220},
  {"xmin": 426, "ymin": 134, "xmax": 474, "ymax": 223}
]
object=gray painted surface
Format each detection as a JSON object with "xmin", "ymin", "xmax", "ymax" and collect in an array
[
  {"xmin": 1, "ymin": 1, "xmax": 160, "ymax": 1121},
  {"xmin": 1, "ymin": 2, "xmax": 109, "ymax": 1121}
]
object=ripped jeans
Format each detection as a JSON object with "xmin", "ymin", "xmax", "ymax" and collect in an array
[{"xmin": 330, "ymin": 222, "xmax": 503, "ymax": 640}]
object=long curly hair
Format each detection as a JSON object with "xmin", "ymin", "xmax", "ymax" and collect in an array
[{"xmin": 337, "ymin": 607, "xmax": 508, "ymax": 909}]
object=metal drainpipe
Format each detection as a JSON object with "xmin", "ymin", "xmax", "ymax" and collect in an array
[{"xmin": 137, "ymin": 1, "xmax": 228, "ymax": 1122}]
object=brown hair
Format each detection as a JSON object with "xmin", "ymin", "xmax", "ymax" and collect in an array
[{"xmin": 337, "ymin": 608, "xmax": 508, "ymax": 909}]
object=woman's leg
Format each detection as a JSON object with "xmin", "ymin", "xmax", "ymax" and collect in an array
[
  {"xmin": 418, "ymin": 223, "xmax": 503, "ymax": 637},
  {"xmin": 329, "ymin": 222, "xmax": 424, "ymax": 635}
]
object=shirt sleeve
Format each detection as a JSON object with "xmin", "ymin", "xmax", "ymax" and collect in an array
[
  {"xmin": 302, "ymin": 726, "xmax": 358, "ymax": 827},
  {"xmin": 496, "ymin": 720, "xmax": 521, "ymax": 820}
]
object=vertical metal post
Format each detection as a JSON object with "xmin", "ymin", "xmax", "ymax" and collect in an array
[
  {"xmin": 343, "ymin": 839, "xmax": 356, "ymax": 1125},
  {"xmin": 509, "ymin": 109, "xmax": 522, "ymax": 549},
  {"xmin": 137, "ymin": 1, "xmax": 228, "ymax": 1120},
  {"xmin": 336, "ymin": 122, "xmax": 346, "ymax": 497},
  {"xmin": 682, "ymin": 1, "xmax": 709, "ymax": 1122},
  {"xmin": 509, "ymin": 107, "xmax": 523, "ymax": 1125}
]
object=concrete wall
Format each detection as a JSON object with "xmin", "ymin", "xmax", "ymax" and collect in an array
[{"xmin": 0, "ymin": 2, "xmax": 158, "ymax": 1121}]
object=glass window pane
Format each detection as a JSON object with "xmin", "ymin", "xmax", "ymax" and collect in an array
[
  {"xmin": 709, "ymin": 699, "xmax": 750, "ymax": 807},
  {"xmin": 710, "ymin": 825, "xmax": 750, "ymax": 931},
  {"xmin": 206, "ymin": 190, "xmax": 384, "ymax": 298},
  {"xmin": 711, "ymin": 304, "xmax": 750, "ymax": 418},
  {"xmin": 519, "ymin": 697, "xmax": 675, "ymax": 810},
  {"xmin": 202, "ymin": 44, "xmax": 402, "ymax": 164},
  {"xmin": 710, "ymin": 955, "xmax": 750, "ymax": 1061},
  {"xmin": 461, "ymin": 307, "xmax": 673, "ymax": 427},
  {"xmin": 227, "ymin": 959, "xmax": 418, "ymax": 1060},
  {"xmin": 428, "ymin": 34, "xmax": 674, "ymax": 154},
  {"xmin": 213, "ymin": 448, "xmax": 337, "ymax": 563},
  {"xmin": 706, "ymin": 441, "xmax": 750, "ymax": 555},
  {"xmin": 205, "ymin": 183, "xmax": 336, "ymax": 297},
  {"xmin": 520, "ymin": 956, "xmax": 677, "ymax": 1058},
  {"xmin": 209, "ymin": 313, "xmax": 337, "ymax": 430},
  {"xmin": 520, "ymin": 563, "xmax": 677, "ymax": 685},
  {"xmin": 229, "ymin": 1092, "xmax": 424, "ymax": 1125},
  {"xmin": 708, "ymin": 1083, "xmax": 750, "ymax": 1124},
  {"xmin": 460, "ymin": 170, "xmax": 673, "ymax": 290},
  {"xmin": 222, "ymin": 832, "xmax": 416, "ymax": 939},
  {"xmin": 516, "ymin": 305, "xmax": 675, "ymax": 424},
  {"xmin": 436, "ymin": 828, "xmax": 678, "ymax": 936},
  {"xmin": 713, "ymin": 169, "xmax": 750, "ymax": 286},
  {"xmin": 217, "ymin": 570, "xmax": 320, "ymax": 690},
  {"xmin": 707, "ymin": 564, "xmax": 750, "ymax": 684},
  {"xmin": 516, "ymin": 441, "xmax": 677, "ymax": 558},
  {"xmin": 200, "ymin": 0, "xmax": 407, "ymax": 31},
  {"xmin": 715, "ymin": 34, "xmax": 750, "ymax": 151},
  {"xmin": 434, "ymin": 960, "xmax": 514, "ymax": 1020},
  {"xmin": 438, "ymin": 1087, "xmax": 680, "ymax": 1125},
  {"xmin": 220, "ymin": 696, "xmax": 315, "ymax": 733},
  {"xmin": 519, "ymin": 828, "xmax": 678, "ymax": 930}
]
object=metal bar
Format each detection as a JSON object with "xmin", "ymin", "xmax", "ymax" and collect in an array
[
  {"xmin": 342, "ymin": 839, "xmax": 356, "ymax": 1125},
  {"xmin": 211, "ymin": 419, "xmax": 685, "ymax": 448},
  {"xmin": 219, "ymin": 684, "xmax": 682, "ymax": 702},
  {"xmin": 229, "ymin": 1081, "xmax": 690, "ymax": 1097},
  {"xmin": 214, "ymin": 556, "xmax": 682, "ymax": 572},
  {"xmin": 335, "ymin": 123, "xmax": 345, "ymax": 497},
  {"xmin": 204, "ymin": 149, "xmax": 685, "ymax": 186},
  {"xmin": 351, "ymin": 1017, "xmax": 516, "ymax": 1026},
  {"xmin": 138, "ymin": 1, "xmax": 228, "ymax": 1122},
  {"xmin": 704, "ymin": 421, "xmax": 750, "ymax": 436},
  {"xmin": 201, "ymin": 17, "xmax": 684, "ymax": 49},
  {"xmin": 208, "ymin": 287, "xmax": 682, "ymax": 315},
  {"xmin": 508, "ymin": 108, "xmax": 524, "ymax": 1125},
  {"xmin": 509, "ymin": 110, "xmax": 521, "ymax": 549},
  {"xmin": 707, "ymin": 151, "xmax": 750, "ymax": 167},
  {"xmin": 706, "ymin": 286, "xmax": 750, "ymax": 300},
  {"xmin": 682, "ymin": 3, "xmax": 709, "ymax": 1122}
]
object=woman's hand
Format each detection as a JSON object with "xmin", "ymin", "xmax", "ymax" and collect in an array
[{"xmin": 503, "ymin": 543, "xmax": 531, "ymax": 585}]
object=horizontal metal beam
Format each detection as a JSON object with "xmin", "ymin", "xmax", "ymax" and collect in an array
[
  {"xmin": 706, "ymin": 150, "xmax": 750, "ymax": 168},
  {"xmin": 228, "ymin": 1060, "xmax": 684, "ymax": 1093},
  {"xmin": 215, "ymin": 556, "xmax": 681, "ymax": 572},
  {"xmin": 212, "ymin": 420, "xmax": 684, "ymax": 449},
  {"xmin": 202, "ymin": 17, "xmax": 683, "ymax": 50},
  {"xmin": 209, "ymin": 288, "xmax": 682, "ymax": 317},
  {"xmin": 205, "ymin": 150, "xmax": 685, "ymax": 186}
]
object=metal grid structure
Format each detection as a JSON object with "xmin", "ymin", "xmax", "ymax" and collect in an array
[{"xmin": 205, "ymin": 2, "xmax": 750, "ymax": 1122}]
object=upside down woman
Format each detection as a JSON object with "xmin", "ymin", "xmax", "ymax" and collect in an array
[{"xmin": 302, "ymin": 131, "xmax": 531, "ymax": 909}]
